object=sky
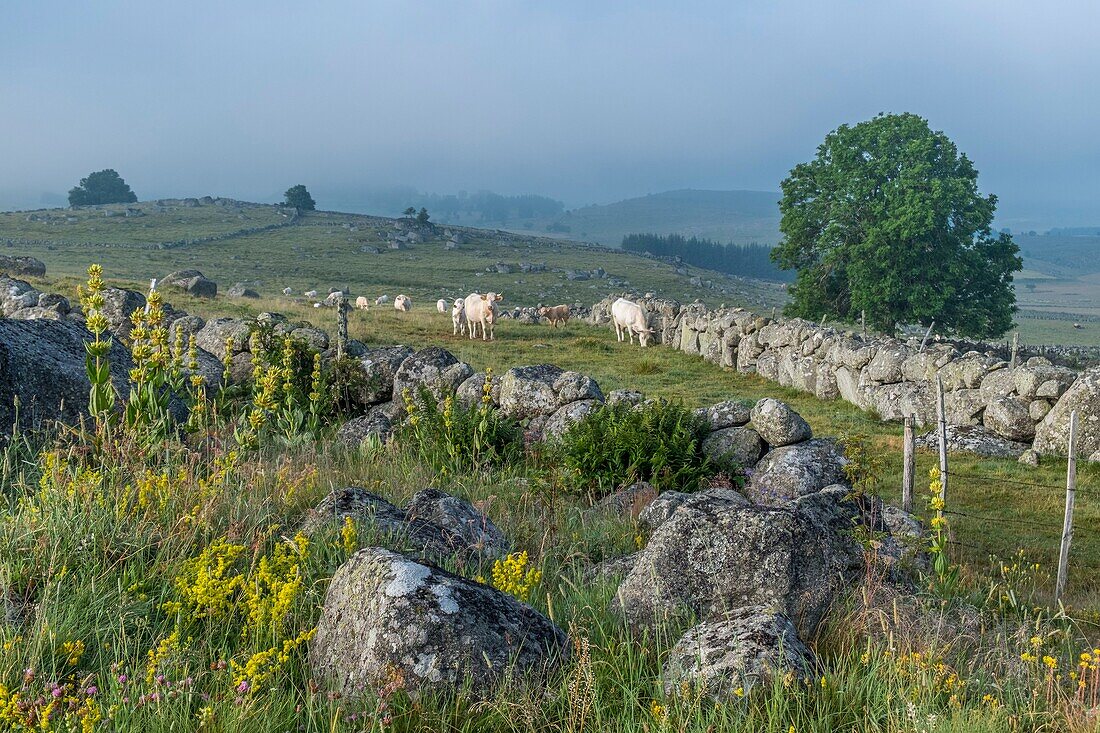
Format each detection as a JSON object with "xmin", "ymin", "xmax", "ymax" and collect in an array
[{"xmin": 2, "ymin": 1, "xmax": 1099, "ymax": 228}]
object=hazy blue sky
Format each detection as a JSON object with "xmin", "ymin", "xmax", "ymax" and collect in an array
[{"xmin": 3, "ymin": 1, "xmax": 1098, "ymax": 227}]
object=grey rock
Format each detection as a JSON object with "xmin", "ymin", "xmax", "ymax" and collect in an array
[
  {"xmin": 915, "ymin": 424, "xmax": 1029, "ymax": 459},
  {"xmin": 706, "ymin": 400, "xmax": 753, "ymax": 430},
  {"xmin": 0, "ymin": 255, "xmax": 46, "ymax": 277},
  {"xmin": 337, "ymin": 410, "xmax": 394, "ymax": 448},
  {"xmin": 1034, "ymin": 366, "xmax": 1100, "ymax": 456},
  {"xmin": 702, "ymin": 427, "xmax": 765, "ymax": 470},
  {"xmin": 541, "ymin": 399, "xmax": 601, "ymax": 442},
  {"xmin": 195, "ymin": 317, "xmax": 251, "ymax": 355},
  {"xmin": 311, "ymin": 548, "xmax": 568, "ymax": 700},
  {"xmin": 227, "ymin": 283, "xmax": 260, "ymax": 298},
  {"xmin": 1018, "ymin": 449, "xmax": 1041, "ymax": 467},
  {"xmin": 404, "ymin": 488, "xmax": 511, "ymax": 561},
  {"xmin": 355, "ymin": 346, "xmax": 415, "ymax": 406},
  {"xmin": 392, "ymin": 347, "xmax": 468, "ymax": 405},
  {"xmin": 584, "ymin": 553, "xmax": 639, "ymax": 582},
  {"xmin": 592, "ymin": 481, "xmax": 659, "ymax": 518},
  {"xmin": 745, "ymin": 439, "xmax": 847, "ymax": 506},
  {"xmin": 983, "ymin": 396, "xmax": 1037, "ymax": 442},
  {"xmin": 499, "ymin": 364, "xmax": 565, "ymax": 419},
  {"xmin": 662, "ymin": 608, "xmax": 815, "ymax": 701},
  {"xmin": 553, "ymin": 370, "xmax": 603, "ymax": 405},
  {"xmin": 607, "ymin": 389, "xmax": 645, "ymax": 407},
  {"xmin": 750, "ymin": 398, "xmax": 811, "ymax": 447},
  {"xmin": 162, "ymin": 269, "xmax": 217, "ymax": 298}
]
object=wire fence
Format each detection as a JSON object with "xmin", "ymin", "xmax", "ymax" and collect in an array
[{"xmin": 902, "ymin": 389, "xmax": 1099, "ymax": 601}]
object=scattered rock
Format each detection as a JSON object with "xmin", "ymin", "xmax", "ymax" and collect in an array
[
  {"xmin": 0, "ymin": 255, "xmax": 46, "ymax": 277},
  {"xmin": 916, "ymin": 424, "xmax": 1029, "ymax": 459},
  {"xmin": 745, "ymin": 439, "xmax": 847, "ymax": 505},
  {"xmin": 311, "ymin": 548, "xmax": 568, "ymax": 700},
  {"xmin": 662, "ymin": 607, "xmax": 815, "ymax": 702},
  {"xmin": 702, "ymin": 427, "xmax": 765, "ymax": 470},
  {"xmin": 404, "ymin": 488, "xmax": 511, "ymax": 561},
  {"xmin": 227, "ymin": 283, "xmax": 260, "ymax": 298},
  {"xmin": 162, "ymin": 269, "xmax": 217, "ymax": 298},
  {"xmin": 983, "ymin": 396, "xmax": 1036, "ymax": 442},
  {"xmin": 706, "ymin": 400, "xmax": 753, "ymax": 430},
  {"xmin": 1018, "ymin": 449, "xmax": 1041, "ymax": 467}
]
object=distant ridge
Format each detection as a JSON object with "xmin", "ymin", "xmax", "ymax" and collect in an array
[{"xmin": 541, "ymin": 189, "xmax": 782, "ymax": 247}]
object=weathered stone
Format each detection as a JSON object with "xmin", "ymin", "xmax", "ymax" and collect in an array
[
  {"xmin": 311, "ymin": 548, "xmax": 567, "ymax": 700},
  {"xmin": 607, "ymin": 389, "xmax": 645, "ymax": 407},
  {"xmin": 195, "ymin": 317, "xmax": 251, "ymax": 355},
  {"xmin": 915, "ymin": 424, "xmax": 1028, "ymax": 459},
  {"xmin": 702, "ymin": 427, "xmax": 765, "ymax": 469},
  {"xmin": 1029, "ymin": 400, "xmax": 1051, "ymax": 421},
  {"xmin": 456, "ymin": 371, "xmax": 501, "ymax": 408},
  {"xmin": 498, "ymin": 364, "xmax": 565, "ymax": 419},
  {"xmin": 541, "ymin": 400, "xmax": 601, "ymax": 441},
  {"xmin": 0, "ymin": 255, "xmax": 46, "ymax": 277},
  {"xmin": 706, "ymin": 400, "xmax": 753, "ymax": 430},
  {"xmin": 1018, "ymin": 449, "xmax": 1041, "ymax": 467},
  {"xmin": 983, "ymin": 396, "xmax": 1036, "ymax": 442},
  {"xmin": 404, "ymin": 488, "xmax": 511, "ymax": 561},
  {"xmin": 392, "ymin": 347, "xmax": 468, "ymax": 405},
  {"xmin": 227, "ymin": 283, "xmax": 260, "ymax": 298},
  {"xmin": 662, "ymin": 608, "xmax": 815, "ymax": 701},
  {"xmin": 353, "ymin": 346, "xmax": 415, "ymax": 405},
  {"xmin": 162, "ymin": 269, "xmax": 217, "ymax": 298},
  {"xmin": 745, "ymin": 439, "xmax": 848, "ymax": 505},
  {"xmin": 750, "ymin": 398, "xmax": 812, "ymax": 447},
  {"xmin": 939, "ymin": 355, "xmax": 1004, "ymax": 391},
  {"xmin": 337, "ymin": 410, "xmax": 394, "ymax": 448},
  {"xmin": 944, "ymin": 389, "xmax": 986, "ymax": 425},
  {"xmin": 553, "ymin": 371, "xmax": 603, "ymax": 405},
  {"xmin": 1034, "ymin": 366, "xmax": 1100, "ymax": 456},
  {"xmin": 592, "ymin": 481, "xmax": 659, "ymax": 518}
]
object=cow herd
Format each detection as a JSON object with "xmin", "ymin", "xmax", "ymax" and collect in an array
[{"xmin": 282, "ymin": 287, "xmax": 654, "ymax": 347}]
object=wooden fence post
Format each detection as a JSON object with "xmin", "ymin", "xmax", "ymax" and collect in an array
[
  {"xmin": 936, "ymin": 376, "xmax": 948, "ymax": 515},
  {"xmin": 336, "ymin": 296, "xmax": 350, "ymax": 360},
  {"xmin": 902, "ymin": 415, "xmax": 915, "ymax": 513},
  {"xmin": 1010, "ymin": 332, "xmax": 1019, "ymax": 370},
  {"xmin": 919, "ymin": 321, "xmax": 935, "ymax": 353},
  {"xmin": 1056, "ymin": 410, "xmax": 1079, "ymax": 603}
]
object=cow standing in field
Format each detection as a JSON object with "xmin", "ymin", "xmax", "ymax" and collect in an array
[
  {"xmin": 611, "ymin": 297, "xmax": 655, "ymax": 347},
  {"xmin": 282, "ymin": 287, "xmax": 293, "ymax": 296},
  {"xmin": 464, "ymin": 292, "xmax": 503, "ymax": 341},
  {"xmin": 537, "ymin": 304, "xmax": 570, "ymax": 327},
  {"xmin": 376, "ymin": 294, "xmax": 390, "ymax": 306},
  {"xmin": 355, "ymin": 296, "xmax": 370, "ymax": 310},
  {"xmin": 436, "ymin": 298, "xmax": 447, "ymax": 313},
  {"xmin": 304, "ymin": 289, "xmax": 318, "ymax": 298},
  {"xmin": 451, "ymin": 298, "xmax": 467, "ymax": 336},
  {"xmin": 394, "ymin": 294, "xmax": 412, "ymax": 312}
]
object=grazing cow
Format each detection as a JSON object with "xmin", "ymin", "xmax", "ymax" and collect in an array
[
  {"xmin": 537, "ymin": 304, "xmax": 570, "ymax": 327},
  {"xmin": 304, "ymin": 289, "xmax": 318, "ymax": 298},
  {"xmin": 451, "ymin": 298, "xmax": 467, "ymax": 336},
  {"xmin": 611, "ymin": 297, "xmax": 654, "ymax": 347},
  {"xmin": 324, "ymin": 291, "xmax": 346, "ymax": 306},
  {"xmin": 464, "ymin": 292, "xmax": 503, "ymax": 341},
  {"xmin": 375, "ymin": 294, "xmax": 390, "ymax": 306},
  {"xmin": 312, "ymin": 302, "xmax": 321, "ymax": 308},
  {"xmin": 436, "ymin": 298, "xmax": 447, "ymax": 313},
  {"xmin": 282, "ymin": 287, "xmax": 293, "ymax": 296},
  {"xmin": 355, "ymin": 296, "xmax": 370, "ymax": 310},
  {"xmin": 1074, "ymin": 322, "xmax": 1083, "ymax": 330},
  {"xmin": 394, "ymin": 294, "xmax": 412, "ymax": 312}
]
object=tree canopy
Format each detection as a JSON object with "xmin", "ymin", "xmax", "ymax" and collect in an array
[
  {"xmin": 772, "ymin": 113, "xmax": 1021, "ymax": 338},
  {"xmin": 622, "ymin": 233, "xmax": 791, "ymax": 282},
  {"xmin": 68, "ymin": 169, "xmax": 138, "ymax": 206},
  {"xmin": 283, "ymin": 185, "xmax": 316, "ymax": 211}
]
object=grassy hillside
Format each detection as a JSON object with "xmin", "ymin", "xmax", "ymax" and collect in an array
[
  {"xmin": 0, "ymin": 200, "xmax": 786, "ymax": 312},
  {"xmin": 510, "ymin": 189, "xmax": 783, "ymax": 247}
]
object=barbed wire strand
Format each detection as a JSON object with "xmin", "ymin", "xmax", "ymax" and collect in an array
[{"xmin": 942, "ymin": 509, "xmax": 1061, "ymax": 531}]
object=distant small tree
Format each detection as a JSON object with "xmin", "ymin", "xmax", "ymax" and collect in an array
[
  {"xmin": 283, "ymin": 185, "xmax": 316, "ymax": 211},
  {"xmin": 68, "ymin": 169, "xmax": 138, "ymax": 206},
  {"xmin": 416, "ymin": 207, "xmax": 430, "ymax": 226},
  {"xmin": 403, "ymin": 206, "xmax": 417, "ymax": 217}
]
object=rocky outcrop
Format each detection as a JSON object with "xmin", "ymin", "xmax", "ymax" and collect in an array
[
  {"xmin": 918, "ymin": 424, "xmax": 1030, "ymax": 459},
  {"xmin": 392, "ymin": 347, "xmax": 473, "ymax": 406},
  {"xmin": 745, "ymin": 439, "xmax": 848, "ymax": 505},
  {"xmin": 162, "ymin": 269, "xmax": 217, "ymax": 298},
  {"xmin": 0, "ymin": 255, "xmax": 46, "ymax": 277},
  {"xmin": 662, "ymin": 608, "xmax": 815, "ymax": 701},
  {"xmin": 614, "ymin": 485, "xmax": 871, "ymax": 637},
  {"xmin": 1034, "ymin": 367, "xmax": 1100, "ymax": 457},
  {"xmin": 311, "ymin": 548, "xmax": 567, "ymax": 700},
  {"xmin": 750, "ymin": 398, "xmax": 812, "ymax": 447}
]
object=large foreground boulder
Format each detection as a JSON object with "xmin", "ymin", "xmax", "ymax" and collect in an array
[
  {"xmin": 498, "ymin": 364, "xmax": 565, "ymax": 419},
  {"xmin": 662, "ymin": 607, "xmax": 815, "ymax": 701},
  {"xmin": 392, "ymin": 347, "xmax": 472, "ymax": 406},
  {"xmin": 614, "ymin": 486, "xmax": 867, "ymax": 637},
  {"xmin": 0, "ymin": 319, "xmax": 133, "ymax": 433},
  {"xmin": 311, "ymin": 548, "xmax": 568, "ymax": 700},
  {"xmin": 0, "ymin": 255, "xmax": 46, "ymax": 278}
]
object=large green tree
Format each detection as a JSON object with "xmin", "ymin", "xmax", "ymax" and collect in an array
[
  {"xmin": 68, "ymin": 169, "xmax": 138, "ymax": 206},
  {"xmin": 772, "ymin": 113, "xmax": 1021, "ymax": 338},
  {"xmin": 283, "ymin": 184, "xmax": 316, "ymax": 211}
]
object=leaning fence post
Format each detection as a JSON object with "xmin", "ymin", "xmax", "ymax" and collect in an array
[
  {"xmin": 936, "ymin": 376, "xmax": 948, "ymax": 515},
  {"xmin": 1056, "ymin": 410, "xmax": 1079, "ymax": 603},
  {"xmin": 902, "ymin": 415, "xmax": 915, "ymax": 513},
  {"xmin": 335, "ymin": 295, "xmax": 350, "ymax": 360},
  {"xmin": 919, "ymin": 321, "xmax": 935, "ymax": 353},
  {"xmin": 1010, "ymin": 332, "xmax": 1019, "ymax": 370}
]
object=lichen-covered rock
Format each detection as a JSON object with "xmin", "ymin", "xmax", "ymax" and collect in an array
[
  {"xmin": 311, "ymin": 548, "xmax": 568, "ymax": 700},
  {"xmin": 541, "ymin": 400, "xmax": 601, "ymax": 442},
  {"xmin": 392, "ymin": 347, "xmax": 471, "ymax": 405},
  {"xmin": 750, "ymin": 398, "xmax": 811, "ymax": 447},
  {"xmin": 637, "ymin": 491, "xmax": 693, "ymax": 532},
  {"xmin": 553, "ymin": 370, "xmax": 603, "ymax": 404},
  {"xmin": 499, "ymin": 364, "xmax": 565, "ymax": 419},
  {"xmin": 353, "ymin": 346, "xmax": 415, "ymax": 405},
  {"xmin": 1018, "ymin": 448, "xmax": 1041, "ymax": 467},
  {"xmin": 607, "ymin": 389, "xmax": 645, "ymax": 407},
  {"xmin": 702, "ymin": 427, "xmax": 765, "ymax": 469},
  {"xmin": 290, "ymin": 326, "xmax": 329, "ymax": 351},
  {"xmin": 983, "ymin": 396, "xmax": 1037, "ymax": 442},
  {"xmin": 0, "ymin": 277, "xmax": 43, "ymax": 316},
  {"xmin": 336, "ymin": 410, "xmax": 394, "ymax": 448},
  {"xmin": 705, "ymin": 400, "xmax": 753, "ymax": 430},
  {"xmin": 404, "ymin": 488, "xmax": 511, "ymax": 561},
  {"xmin": 662, "ymin": 608, "xmax": 815, "ymax": 701},
  {"xmin": 456, "ymin": 371, "xmax": 501, "ymax": 408},
  {"xmin": 915, "ymin": 424, "xmax": 1028, "ymax": 459},
  {"xmin": 614, "ymin": 486, "xmax": 867, "ymax": 636},
  {"xmin": 745, "ymin": 439, "xmax": 847, "ymax": 506},
  {"xmin": 584, "ymin": 553, "xmax": 639, "ymax": 582},
  {"xmin": 0, "ymin": 319, "xmax": 134, "ymax": 433},
  {"xmin": 1034, "ymin": 366, "xmax": 1100, "ymax": 457},
  {"xmin": 195, "ymin": 317, "xmax": 251, "ymax": 356},
  {"xmin": 0, "ymin": 255, "xmax": 46, "ymax": 278}
]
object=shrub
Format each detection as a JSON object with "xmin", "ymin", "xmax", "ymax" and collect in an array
[
  {"xmin": 397, "ymin": 377, "xmax": 522, "ymax": 474},
  {"xmin": 554, "ymin": 400, "xmax": 717, "ymax": 499}
]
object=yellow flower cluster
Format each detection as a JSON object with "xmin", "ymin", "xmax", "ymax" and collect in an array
[
  {"xmin": 0, "ymin": 682, "xmax": 102, "ymax": 733},
  {"xmin": 230, "ymin": 627, "xmax": 317, "ymax": 693},
  {"xmin": 60, "ymin": 639, "xmax": 85, "ymax": 666},
  {"xmin": 490, "ymin": 550, "xmax": 542, "ymax": 602},
  {"xmin": 242, "ymin": 534, "xmax": 309, "ymax": 636},
  {"xmin": 165, "ymin": 539, "xmax": 247, "ymax": 619},
  {"xmin": 340, "ymin": 516, "xmax": 358, "ymax": 555},
  {"xmin": 146, "ymin": 629, "xmax": 183, "ymax": 685}
]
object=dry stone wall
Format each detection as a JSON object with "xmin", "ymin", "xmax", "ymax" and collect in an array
[{"xmin": 590, "ymin": 295, "xmax": 1095, "ymax": 458}]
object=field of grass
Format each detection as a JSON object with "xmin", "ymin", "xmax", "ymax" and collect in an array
[{"xmin": 1, "ymin": 201, "xmax": 786, "ymax": 316}]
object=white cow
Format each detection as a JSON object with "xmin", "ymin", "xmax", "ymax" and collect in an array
[
  {"xmin": 304, "ymin": 289, "xmax": 318, "ymax": 298},
  {"xmin": 436, "ymin": 298, "xmax": 447, "ymax": 313},
  {"xmin": 394, "ymin": 294, "xmax": 412, "ymax": 312},
  {"xmin": 464, "ymin": 292, "xmax": 503, "ymax": 341},
  {"xmin": 451, "ymin": 298, "xmax": 467, "ymax": 336},
  {"xmin": 375, "ymin": 294, "xmax": 390, "ymax": 306},
  {"xmin": 355, "ymin": 296, "xmax": 370, "ymax": 310},
  {"xmin": 611, "ymin": 297, "xmax": 654, "ymax": 347},
  {"xmin": 282, "ymin": 287, "xmax": 293, "ymax": 296}
]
